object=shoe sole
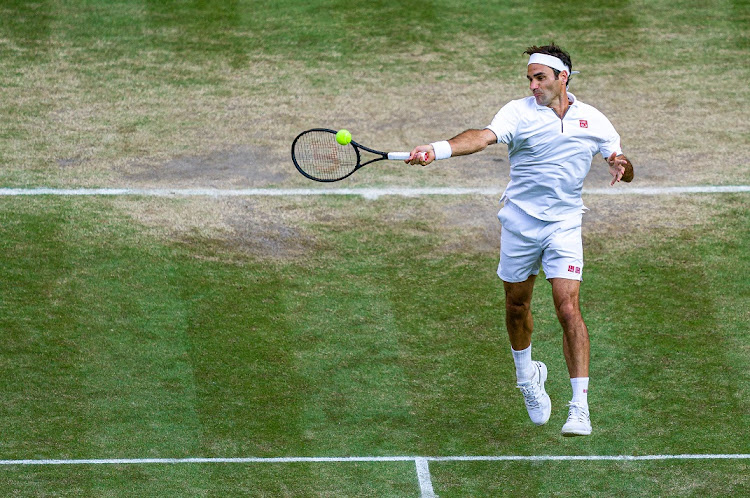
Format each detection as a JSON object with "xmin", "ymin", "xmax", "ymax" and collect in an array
[
  {"xmin": 561, "ymin": 418, "xmax": 592, "ymax": 436},
  {"xmin": 533, "ymin": 362, "xmax": 551, "ymax": 426},
  {"xmin": 561, "ymin": 428, "xmax": 592, "ymax": 437}
]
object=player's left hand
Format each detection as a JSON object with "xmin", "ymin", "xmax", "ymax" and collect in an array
[{"xmin": 607, "ymin": 152, "xmax": 634, "ymax": 185}]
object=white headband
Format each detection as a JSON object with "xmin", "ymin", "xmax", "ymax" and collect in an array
[{"xmin": 527, "ymin": 53, "xmax": 579, "ymax": 76}]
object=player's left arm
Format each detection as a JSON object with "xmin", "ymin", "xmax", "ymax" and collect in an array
[
  {"xmin": 598, "ymin": 109, "xmax": 633, "ymax": 185},
  {"xmin": 606, "ymin": 152, "xmax": 634, "ymax": 185}
]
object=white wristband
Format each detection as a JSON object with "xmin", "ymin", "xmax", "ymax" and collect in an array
[{"xmin": 430, "ymin": 140, "xmax": 452, "ymax": 160}]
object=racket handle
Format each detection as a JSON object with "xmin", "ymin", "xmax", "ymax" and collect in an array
[{"xmin": 387, "ymin": 152, "xmax": 410, "ymax": 161}]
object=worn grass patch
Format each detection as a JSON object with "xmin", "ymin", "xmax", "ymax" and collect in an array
[{"xmin": 112, "ymin": 192, "xmax": 730, "ymax": 264}]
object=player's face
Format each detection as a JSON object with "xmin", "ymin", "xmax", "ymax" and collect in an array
[{"xmin": 527, "ymin": 63, "xmax": 565, "ymax": 107}]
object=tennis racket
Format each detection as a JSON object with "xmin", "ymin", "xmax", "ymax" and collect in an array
[{"xmin": 291, "ymin": 128, "xmax": 412, "ymax": 182}]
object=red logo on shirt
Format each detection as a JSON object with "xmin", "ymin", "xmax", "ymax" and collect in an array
[
  {"xmin": 579, "ymin": 120, "xmax": 588, "ymax": 128},
  {"xmin": 568, "ymin": 265, "xmax": 581, "ymax": 274}
]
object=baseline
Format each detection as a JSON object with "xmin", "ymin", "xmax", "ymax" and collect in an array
[
  {"xmin": 0, "ymin": 186, "xmax": 748, "ymax": 199},
  {"xmin": 1, "ymin": 453, "xmax": 747, "ymax": 466}
]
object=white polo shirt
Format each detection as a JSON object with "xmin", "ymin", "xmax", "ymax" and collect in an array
[{"xmin": 486, "ymin": 92, "xmax": 622, "ymax": 221}]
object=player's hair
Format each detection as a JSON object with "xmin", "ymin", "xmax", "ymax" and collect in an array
[{"xmin": 524, "ymin": 43, "xmax": 573, "ymax": 84}]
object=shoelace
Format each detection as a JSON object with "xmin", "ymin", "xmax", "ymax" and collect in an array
[
  {"xmin": 517, "ymin": 383, "xmax": 541, "ymax": 409},
  {"xmin": 566, "ymin": 402, "xmax": 589, "ymax": 422}
]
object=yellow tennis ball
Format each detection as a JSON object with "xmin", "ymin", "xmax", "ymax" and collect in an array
[{"xmin": 336, "ymin": 129, "xmax": 352, "ymax": 145}]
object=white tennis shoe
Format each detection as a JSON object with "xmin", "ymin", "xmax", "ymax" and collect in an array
[
  {"xmin": 516, "ymin": 361, "xmax": 551, "ymax": 426},
  {"xmin": 561, "ymin": 401, "xmax": 592, "ymax": 436}
]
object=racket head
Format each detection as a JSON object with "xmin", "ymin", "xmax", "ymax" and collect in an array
[{"xmin": 291, "ymin": 129, "xmax": 361, "ymax": 182}]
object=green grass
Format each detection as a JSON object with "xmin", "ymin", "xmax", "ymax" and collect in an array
[
  {"xmin": 431, "ymin": 460, "xmax": 750, "ymax": 496},
  {"xmin": 0, "ymin": 195, "xmax": 747, "ymax": 495}
]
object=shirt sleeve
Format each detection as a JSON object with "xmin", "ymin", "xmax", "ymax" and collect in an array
[
  {"xmin": 597, "ymin": 114, "xmax": 623, "ymax": 158},
  {"xmin": 485, "ymin": 100, "xmax": 522, "ymax": 145}
]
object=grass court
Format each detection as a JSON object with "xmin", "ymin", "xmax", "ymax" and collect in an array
[{"xmin": 0, "ymin": 0, "xmax": 748, "ymax": 496}]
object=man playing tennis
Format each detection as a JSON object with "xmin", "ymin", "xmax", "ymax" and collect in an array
[{"xmin": 406, "ymin": 43, "xmax": 633, "ymax": 436}]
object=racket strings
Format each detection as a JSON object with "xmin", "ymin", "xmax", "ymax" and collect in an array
[{"xmin": 293, "ymin": 131, "xmax": 358, "ymax": 181}]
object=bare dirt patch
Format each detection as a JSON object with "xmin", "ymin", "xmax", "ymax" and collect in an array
[
  {"xmin": 121, "ymin": 144, "xmax": 290, "ymax": 188},
  {"xmin": 112, "ymin": 192, "xmax": 734, "ymax": 266}
]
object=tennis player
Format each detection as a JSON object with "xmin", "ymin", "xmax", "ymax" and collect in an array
[{"xmin": 406, "ymin": 43, "xmax": 633, "ymax": 436}]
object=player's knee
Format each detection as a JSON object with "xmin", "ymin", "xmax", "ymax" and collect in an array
[
  {"xmin": 506, "ymin": 299, "xmax": 531, "ymax": 319},
  {"xmin": 554, "ymin": 300, "xmax": 581, "ymax": 326}
]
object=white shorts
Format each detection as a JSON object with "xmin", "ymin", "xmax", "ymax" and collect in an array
[{"xmin": 497, "ymin": 202, "xmax": 584, "ymax": 283}]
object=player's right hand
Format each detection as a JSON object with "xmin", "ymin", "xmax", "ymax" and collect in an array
[{"xmin": 406, "ymin": 145, "xmax": 434, "ymax": 166}]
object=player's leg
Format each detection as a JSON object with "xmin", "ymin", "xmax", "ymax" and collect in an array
[
  {"xmin": 505, "ymin": 277, "xmax": 551, "ymax": 426},
  {"xmin": 541, "ymin": 217, "xmax": 592, "ymax": 436},
  {"xmin": 550, "ymin": 278, "xmax": 589, "ymax": 379},
  {"xmin": 504, "ymin": 275, "xmax": 536, "ymax": 352},
  {"xmin": 497, "ymin": 202, "xmax": 550, "ymax": 426},
  {"xmin": 504, "ymin": 276, "xmax": 550, "ymax": 426},
  {"xmin": 551, "ymin": 278, "xmax": 592, "ymax": 436},
  {"xmin": 551, "ymin": 278, "xmax": 591, "ymax": 433}
]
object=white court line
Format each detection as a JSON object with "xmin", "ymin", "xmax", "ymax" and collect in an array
[
  {"xmin": 1, "ymin": 454, "xmax": 747, "ymax": 465},
  {"xmin": 415, "ymin": 458, "xmax": 437, "ymax": 498},
  {"xmin": 0, "ymin": 186, "xmax": 748, "ymax": 199}
]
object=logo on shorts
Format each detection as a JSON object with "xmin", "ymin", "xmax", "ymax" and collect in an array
[
  {"xmin": 579, "ymin": 120, "xmax": 588, "ymax": 128},
  {"xmin": 568, "ymin": 265, "xmax": 581, "ymax": 274}
]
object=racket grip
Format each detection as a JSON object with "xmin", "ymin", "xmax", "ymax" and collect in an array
[{"xmin": 387, "ymin": 152, "xmax": 410, "ymax": 160}]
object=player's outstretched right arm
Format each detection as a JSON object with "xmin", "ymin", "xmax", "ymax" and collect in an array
[{"xmin": 406, "ymin": 128, "xmax": 498, "ymax": 166}]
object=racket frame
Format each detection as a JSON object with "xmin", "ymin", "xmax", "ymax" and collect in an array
[{"xmin": 291, "ymin": 128, "xmax": 409, "ymax": 182}]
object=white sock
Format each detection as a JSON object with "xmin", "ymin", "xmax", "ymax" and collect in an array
[
  {"xmin": 570, "ymin": 377, "xmax": 589, "ymax": 405},
  {"xmin": 512, "ymin": 344, "xmax": 533, "ymax": 382}
]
